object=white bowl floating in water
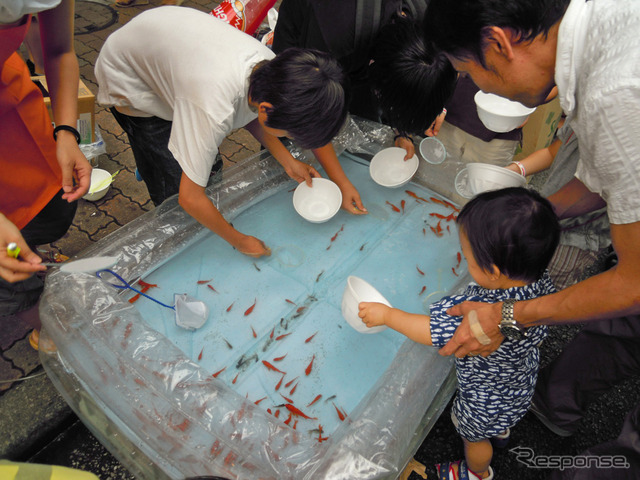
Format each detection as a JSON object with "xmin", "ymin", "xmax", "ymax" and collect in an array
[
  {"xmin": 292, "ymin": 177, "xmax": 342, "ymax": 223},
  {"xmin": 370, "ymin": 147, "xmax": 419, "ymax": 188},
  {"xmin": 474, "ymin": 91, "xmax": 536, "ymax": 133},
  {"xmin": 467, "ymin": 162, "xmax": 527, "ymax": 195},
  {"xmin": 341, "ymin": 275, "xmax": 391, "ymax": 334}
]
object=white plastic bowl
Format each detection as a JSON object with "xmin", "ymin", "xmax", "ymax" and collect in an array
[
  {"xmin": 292, "ymin": 177, "xmax": 342, "ymax": 223},
  {"xmin": 370, "ymin": 147, "xmax": 419, "ymax": 188},
  {"xmin": 474, "ymin": 91, "xmax": 536, "ymax": 133},
  {"xmin": 341, "ymin": 276, "xmax": 391, "ymax": 334},
  {"xmin": 83, "ymin": 168, "xmax": 112, "ymax": 201},
  {"xmin": 419, "ymin": 136, "xmax": 447, "ymax": 165},
  {"xmin": 467, "ymin": 162, "xmax": 526, "ymax": 195}
]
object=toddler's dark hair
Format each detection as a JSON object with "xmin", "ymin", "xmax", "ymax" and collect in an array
[
  {"xmin": 249, "ymin": 48, "xmax": 349, "ymax": 149},
  {"xmin": 456, "ymin": 187, "xmax": 560, "ymax": 283}
]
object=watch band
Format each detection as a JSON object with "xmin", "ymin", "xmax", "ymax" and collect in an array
[{"xmin": 502, "ymin": 298, "xmax": 517, "ymax": 325}]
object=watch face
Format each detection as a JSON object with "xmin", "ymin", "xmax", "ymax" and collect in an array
[{"xmin": 499, "ymin": 324, "xmax": 525, "ymax": 341}]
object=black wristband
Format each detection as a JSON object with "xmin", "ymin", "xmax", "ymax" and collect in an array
[
  {"xmin": 53, "ymin": 124, "xmax": 81, "ymax": 144},
  {"xmin": 393, "ymin": 132, "xmax": 412, "ymax": 142}
]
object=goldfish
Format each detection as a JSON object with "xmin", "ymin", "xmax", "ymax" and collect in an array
[
  {"xmin": 284, "ymin": 403, "xmax": 317, "ymax": 419},
  {"xmin": 244, "ymin": 298, "xmax": 257, "ymax": 316},
  {"xmin": 305, "ymin": 355, "xmax": 315, "ymax": 376},
  {"xmin": 307, "ymin": 395, "xmax": 322, "ymax": 407},
  {"xmin": 262, "ymin": 360, "xmax": 285, "ymax": 374},
  {"xmin": 386, "ymin": 200, "xmax": 400, "ymax": 212}
]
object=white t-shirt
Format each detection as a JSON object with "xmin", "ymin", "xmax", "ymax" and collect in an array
[
  {"xmin": 556, "ymin": 0, "xmax": 640, "ymax": 224},
  {"xmin": 95, "ymin": 7, "xmax": 275, "ymax": 187},
  {"xmin": 0, "ymin": 0, "xmax": 60, "ymax": 23}
]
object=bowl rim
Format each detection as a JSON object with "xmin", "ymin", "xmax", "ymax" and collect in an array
[
  {"xmin": 473, "ymin": 91, "xmax": 536, "ymax": 118},
  {"xmin": 344, "ymin": 275, "xmax": 389, "ymax": 333},
  {"xmin": 467, "ymin": 162, "xmax": 527, "ymax": 182},
  {"xmin": 369, "ymin": 147, "xmax": 419, "ymax": 187},
  {"xmin": 292, "ymin": 177, "xmax": 342, "ymax": 222},
  {"xmin": 419, "ymin": 136, "xmax": 447, "ymax": 165}
]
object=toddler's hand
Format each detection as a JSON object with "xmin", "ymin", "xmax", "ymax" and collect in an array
[{"xmin": 358, "ymin": 301, "xmax": 389, "ymax": 328}]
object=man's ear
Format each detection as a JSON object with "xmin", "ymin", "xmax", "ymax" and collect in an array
[{"xmin": 485, "ymin": 26, "xmax": 515, "ymax": 61}]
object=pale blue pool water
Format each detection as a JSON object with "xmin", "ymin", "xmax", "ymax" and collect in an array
[{"xmin": 127, "ymin": 154, "xmax": 464, "ymax": 437}]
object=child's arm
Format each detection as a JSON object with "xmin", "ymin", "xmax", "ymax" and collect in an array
[
  {"xmin": 178, "ymin": 173, "xmax": 271, "ymax": 257},
  {"xmin": 505, "ymin": 137, "xmax": 562, "ymax": 177},
  {"xmin": 358, "ymin": 302, "xmax": 433, "ymax": 345},
  {"xmin": 245, "ymin": 118, "xmax": 319, "ymax": 186},
  {"xmin": 311, "ymin": 144, "xmax": 367, "ymax": 214}
]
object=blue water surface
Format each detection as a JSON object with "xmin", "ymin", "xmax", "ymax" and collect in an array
[{"xmin": 127, "ymin": 154, "xmax": 464, "ymax": 435}]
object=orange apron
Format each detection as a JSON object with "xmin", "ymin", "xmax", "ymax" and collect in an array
[{"xmin": 0, "ymin": 15, "xmax": 62, "ymax": 229}]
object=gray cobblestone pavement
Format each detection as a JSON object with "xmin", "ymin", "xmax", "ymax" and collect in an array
[{"xmin": 1, "ymin": 1, "xmax": 638, "ymax": 479}]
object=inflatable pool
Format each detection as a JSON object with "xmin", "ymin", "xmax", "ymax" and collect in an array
[{"xmin": 40, "ymin": 121, "xmax": 470, "ymax": 479}]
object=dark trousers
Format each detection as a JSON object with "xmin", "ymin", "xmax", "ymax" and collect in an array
[
  {"xmin": 110, "ymin": 107, "xmax": 181, "ymax": 206},
  {"xmin": 534, "ymin": 316, "xmax": 640, "ymax": 478},
  {"xmin": 0, "ymin": 190, "xmax": 76, "ymax": 316}
]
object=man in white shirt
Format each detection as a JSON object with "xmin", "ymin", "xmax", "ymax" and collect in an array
[
  {"xmin": 96, "ymin": 7, "xmax": 367, "ymax": 258},
  {"xmin": 422, "ymin": 0, "xmax": 640, "ymax": 477}
]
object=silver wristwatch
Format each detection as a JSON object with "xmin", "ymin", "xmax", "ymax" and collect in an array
[{"xmin": 499, "ymin": 299, "xmax": 526, "ymax": 340}]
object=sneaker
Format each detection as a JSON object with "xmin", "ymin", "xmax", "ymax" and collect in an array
[{"xmin": 529, "ymin": 401, "xmax": 573, "ymax": 437}]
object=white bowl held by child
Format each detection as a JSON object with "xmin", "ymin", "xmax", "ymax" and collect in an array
[
  {"xmin": 370, "ymin": 147, "xmax": 419, "ymax": 188},
  {"xmin": 341, "ymin": 276, "xmax": 391, "ymax": 334},
  {"xmin": 467, "ymin": 162, "xmax": 526, "ymax": 195}
]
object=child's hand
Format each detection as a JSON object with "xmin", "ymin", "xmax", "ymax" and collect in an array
[
  {"xmin": 286, "ymin": 159, "xmax": 320, "ymax": 186},
  {"xmin": 358, "ymin": 301, "xmax": 389, "ymax": 328},
  {"xmin": 236, "ymin": 235, "xmax": 271, "ymax": 258},
  {"xmin": 424, "ymin": 109, "xmax": 447, "ymax": 137},
  {"xmin": 339, "ymin": 183, "xmax": 368, "ymax": 215},
  {"xmin": 394, "ymin": 136, "xmax": 415, "ymax": 160}
]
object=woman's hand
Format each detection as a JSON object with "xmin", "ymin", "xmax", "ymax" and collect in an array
[
  {"xmin": 358, "ymin": 301, "xmax": 390, "ymax": 328},
  {"xmin": 0, "ymin": 214, "xmax": 46, "ymax": 282},
  {"xmin": 425, "ymin": 109, "xmax": 447, "ymax": 137},
  {"xmin": 56, "ymin": 132, "xmax": 92, "ymax": 201}
]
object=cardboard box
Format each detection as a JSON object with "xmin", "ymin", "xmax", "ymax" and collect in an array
[
  {"xmin": 513, "ymin": 96, "xmax": 563, "ymax": 162},
  {"xmin": 32, "ymin": 75, "xmax": 95, "ymax": 144}
]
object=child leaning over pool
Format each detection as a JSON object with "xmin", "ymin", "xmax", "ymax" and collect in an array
[{"xmin": 358, "ymin": 187, "xmax": 560, "ymax": 480}]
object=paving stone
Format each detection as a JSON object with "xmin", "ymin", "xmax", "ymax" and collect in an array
[
  {"xmin": 72, "ymin": 200, "xmax": 115, "ymax": 237},
  {"xmin": 4, "ymin": 339, "xmax": 41, "ymax": 375},
  {"xmin": 98, "ymin": 191, "xmax": 148, "ymax": 227},
  {"xmin": 50, "ymin": 225, "xmax": 94, "ymax": 258},
  {"xmin": 0, "ymin": 316, "xmax": 32, "ymax": 351},
  {"xmin": 0, "ymin": 363, "xmax": 23, "ymax": 393}
]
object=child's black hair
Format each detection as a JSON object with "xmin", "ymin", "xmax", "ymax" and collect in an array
[
  {"xmin": 369, "ymin": 16, "xmax": 457, "ymax": 135},
  {"xmin": 456, "ymin": 187, "xmax": 560, "ymax": 283},
  {"xmin": 249, "ymin": 48, "xmax": 350, "ymax": 149}
]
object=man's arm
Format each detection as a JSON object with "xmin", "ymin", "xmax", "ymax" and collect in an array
[
  {"xmin": 547, "ymin": 177, "xmax": 606, "ymax": 219},
  {"xmin": 442, "ymin": 220, "xmax": 640, "ymax": 357}
]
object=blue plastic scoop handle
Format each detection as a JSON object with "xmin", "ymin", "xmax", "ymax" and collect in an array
[{"xmin": 96, "ymin": 269, "xmax": 175, "ymax": 310}]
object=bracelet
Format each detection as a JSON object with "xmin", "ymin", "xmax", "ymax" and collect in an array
[
  {"xmin": 393, "ymin": 132, "xmax": 413, "ymax": 142},
  {"xmin": 53, "ymin": 124, "xmax": 81, "ymax": 144},
  {"xmin": 510, "ymin": 160, "xmax": 526, "ymax": 177}
]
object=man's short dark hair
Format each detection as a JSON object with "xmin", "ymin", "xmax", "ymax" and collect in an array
[
  {"xmin": 456, "ymin": 187, "xmax": 560, "ymax": 283},
  {"xmin": 249, "ymin": 48, "xmax": 349, "ymax": 149},
  {"xmin": 423, "ymin": 0, "xmax": 571, "ymax": 67},
  {"xmin": 370, "ymin": 16, "xmax": 457, "ymax": 135}
]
